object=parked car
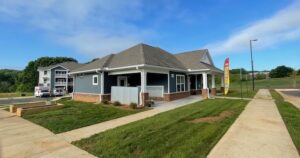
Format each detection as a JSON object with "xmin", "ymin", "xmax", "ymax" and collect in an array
[
  {"xmin": 34, "ymin": 86, "xmax": 50, "ymax": 97},
  {"xmin": 52, "ymin": 88, "xmax": 65, "ymax": 96}
]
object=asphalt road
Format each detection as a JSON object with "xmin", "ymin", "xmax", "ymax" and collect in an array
[
  {"xmin": 0, "ymin": 97, "xmax": 54, "ymax": 106},
  {"xmin": 282, "ymin": 90, "xmax": 300, "ymax": 98}
]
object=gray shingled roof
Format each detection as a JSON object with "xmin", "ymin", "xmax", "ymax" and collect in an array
[
  {"xmin": 70, "ymin": 54, "xmax": 113, "ymax": 73},
  {"xmin": 70, "ymin": 43, "xmax": 223, "ymax": 74},
  {"xmin": 175, "ymin": 50, "xmax": 223, "ymax": 73},
  {"xmin": 106, "ymin": 43, "xmax": 186, "ymax": 70},
  {"xmin": 38, "ymin": 62, "xmax": 82, "ymax": 71}
]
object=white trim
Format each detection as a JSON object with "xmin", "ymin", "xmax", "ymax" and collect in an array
[
  {"xmin": 105, "ymin": 64, "xmax": 187, "ymax": 72},
  {"xmin": 137, "ymin": 85, "xmax": 164, "ymax": 97},
  {"xmin": 100, "ymin": 72, "xmax": 104, "ymax": 94},
  {"xmin": 117, "ymin": 76, "xmax": 128, "ymax": 86},
  {"xmin": 167, "ymin": 72, "xmax": 170, "ymax": 93},
  {"xmin": 69, "ymin": 64, "xmax": 220, "ymax": 75},
  {"xmin": 175, "ymin": 74, "xmax": 185, "ymax": 92},
  {"xmin": 69, "ymin": 68, "xmax": 101, "ymax": 75},
  {"xmin": 202, "ymin": 73, "xmax": 208, "ymax": 89},
  {"xmin": 188, "ymin": 69, "xmax": 210, "ymax": 72},
  {"xmin": 109, "ymin": 69, "xmax": 140, "ymax": 75},
  {"xmin": 92, "ymin": 75, "xmax": 99, "ymax": 85},
  {"xmin": 104, "ymin": 65, "xmax": 143, "ymax": 71},
  {"xmin": 140, "ymin": 71, "xmax": 147, "ymax": 93}
]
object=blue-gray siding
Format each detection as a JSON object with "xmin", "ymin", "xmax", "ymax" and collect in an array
[
  {"xmin": 147, "ymin": 73, "xmax": 168, "ymax": 93},
  {"xmin": 74, "ymin": 73, "xmax": 101, "ymax": 94},
  {"xmin": 169, "ymin": 71, "xmax": 188, "ymax": 93}
]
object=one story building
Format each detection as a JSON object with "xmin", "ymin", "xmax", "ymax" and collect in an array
[{"xmin": 69, "ymin": 43, "xmax": 224, "ymax": 106}]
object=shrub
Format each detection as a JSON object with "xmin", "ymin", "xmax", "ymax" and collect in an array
[
  {"xmin": 113, "ymin": 101, "xmax": 121, "ymax": 106},
  {"xmin": 130, "ymin": 102, "xmax": 138, "ymax": 109},
  {"xmin": 101, "ymin": 100, "xmax": 109, "ymax": 104}
]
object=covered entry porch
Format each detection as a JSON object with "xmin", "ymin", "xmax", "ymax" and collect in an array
[
  {"xmin": 107, "ymin": 70, "xmax": 168, "ymax": 107},
  {"xmin": 188, "ymin": 72, "xmax": 224, "ymax": 98}
]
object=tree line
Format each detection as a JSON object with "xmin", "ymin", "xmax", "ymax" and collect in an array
[{"xmin": 0, "ymin": 57, "xmax": 77, "ymax": 93}]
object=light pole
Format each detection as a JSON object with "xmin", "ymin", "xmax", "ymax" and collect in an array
[{"xmin": 250, "ymin": 39, "xmax": 258, "ymax": 91}]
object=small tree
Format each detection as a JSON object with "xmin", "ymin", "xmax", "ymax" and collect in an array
[
  {"xmin": 269, "ymin": 65, "xmax": 293, "ymax": 78},
  {"xmin": 298, "ymin": 69, "xmax": 300, "ymax": 75}
]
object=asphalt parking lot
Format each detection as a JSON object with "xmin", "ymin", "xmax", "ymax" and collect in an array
[{"xmin": 281, "ymin": 90, "xmax": 300, "ymax": 98}]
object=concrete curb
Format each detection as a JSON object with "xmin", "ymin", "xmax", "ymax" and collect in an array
[{"xmin": 0, "ymin": 96, "xmax": 35, "ymax": 100}]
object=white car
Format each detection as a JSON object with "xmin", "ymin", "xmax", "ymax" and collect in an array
[
  {"xmin": 52, "ymin": 88, "xmax": 65, "ymax": 96},
  {"xmin": 35, "ymin": 86, "xmax": 50, "ymax": 97}
]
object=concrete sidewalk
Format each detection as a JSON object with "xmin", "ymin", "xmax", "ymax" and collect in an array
[
  {"xmin": 0, "ymin": 110, "xmax": 96, "ymax": 158},
  {"xmin": 58, "ymin": 95, "xmax": 202, "ymax": 143},
  {"xmin": 208, "ymin": 89, "xmax": 299, "ymax": 158}
]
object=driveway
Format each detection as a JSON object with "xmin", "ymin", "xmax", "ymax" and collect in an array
[
  {"xmin": 0, "ymin": 110, "xmax": 96, "ymax": 158},
  {"xmin": 276, "ymin": 89, "xmax": 300, "ymax": 109},
  {"xmin": 0, "ymin": 97, "xmax": 54, "ymax": 106},
  {"xmin": 208, "ymin": 89, "xmax": 299, "ymax": 158}
]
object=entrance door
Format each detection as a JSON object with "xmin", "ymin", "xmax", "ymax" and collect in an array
[{"xmin": 118, "ymin": 76, "xmax": 128, "ymax": 87}]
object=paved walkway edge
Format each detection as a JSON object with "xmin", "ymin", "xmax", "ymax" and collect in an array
[{"xmin": 208, "ymin": 89, "xmax": 299, "ymax": 158}]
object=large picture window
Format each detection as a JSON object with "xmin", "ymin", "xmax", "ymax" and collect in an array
[
  {"xmin": 92, "ymin": 75, "xmax": 98, "ymax": 85},
  {"xmin": 176, "ymin": 75, "xmax": 185, "ymax": 92}
]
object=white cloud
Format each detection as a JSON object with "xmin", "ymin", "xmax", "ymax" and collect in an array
[
  {"xmin": 0, "ymin": 0, "xmax": 155, "ymax": 57},
  {"xmin": 206, "ymin": 0, "xmax": 300, "ymax": 55}
]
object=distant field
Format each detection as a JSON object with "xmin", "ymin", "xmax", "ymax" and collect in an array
[
  {"xmin": 218, "ymin": 76, "xmax": 299, "ymax": 98},
  {"xmin": 0, "ymin": 92, "xmax": 33, "ymax": 98}
]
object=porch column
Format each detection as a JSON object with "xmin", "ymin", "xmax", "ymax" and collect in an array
[
  {"xmin": 66, "ymin": 74, "xmax": 68, "ymax": 93},
  {"xmin": 211, "ymin": 74, "xmax": 216, "ymax": 96},
  {"xmin": 221, "ymin": 75, "xmax": 225, "ymax": 94},
  {"xmin": 140, "ymin": 70, "xmax": 148, "ymax": 107},
  {"xmin": 167, "ymin": 72, "xmax": 170, "ymax": 93},
  {"xmin": 202, "ymin": 73, "xmax": 208, "ymax": 99},
  {"xmin": 100, "ymin": 72, "xmax": 105, "ymax": 102}
]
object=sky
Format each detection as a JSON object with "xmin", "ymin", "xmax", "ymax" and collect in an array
[{"xmin": 0, "ymin": 0, "xmax": 299, "ymax": 71}]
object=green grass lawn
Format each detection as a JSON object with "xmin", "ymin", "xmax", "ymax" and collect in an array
[
  {"xmin": 23, "ymin": 99, "xmax": 147, "ymax": 134},
  {"xmin": 0, "ymin": 92, "xmax": 33, "ymax": 98},
  {"xmin": 224, "ymin": 89, "xmax": 257, "ymax": 98},
  {"xmin": 270, "ymin": 90, "xmax": 300, "ymax": 154},
  {"xmin": 73, "ymin": 99, "xmax": 248, "ymax": 158},
  {"xmin": 218, "ymin": 76, "xmax": 300, "ymax": 98}
]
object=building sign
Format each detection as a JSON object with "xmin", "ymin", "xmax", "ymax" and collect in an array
[{"xmin": 224, "ymin": 58, "xmax": 230, "ymax": 95}]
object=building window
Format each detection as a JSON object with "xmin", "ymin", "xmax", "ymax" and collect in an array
[
  {"xmin": 176, "ymin": 75, "xmax": 185, "ymax": 92},
  {"xmin": 93, "ymin": 75, "xmax": 98, "ymax": 85},
  {"xmin": 44, "ymin": 71, "xmax": 47, "ymax": 75},
  {"xmin": 43, "ymin": 78, "xmax": 47, "ymax": 84}
]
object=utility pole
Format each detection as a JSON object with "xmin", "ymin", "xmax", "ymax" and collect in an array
[{"xmin": 250, "ymin": 39, "xmax": 258, "ymax": 91}]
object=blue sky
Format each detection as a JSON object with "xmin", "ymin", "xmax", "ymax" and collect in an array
[{"xmin": 0, "ymin": 0, "xmax": 299, "ymax": 71}]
